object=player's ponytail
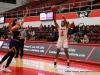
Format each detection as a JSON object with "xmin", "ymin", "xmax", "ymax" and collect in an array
[{"xmin": 12, "ymin": 19, "xmax": 17, "ymax": 27}]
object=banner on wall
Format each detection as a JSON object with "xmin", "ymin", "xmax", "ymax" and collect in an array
[
  {"xmin": 77, "ymin": 11, "xmax": 91, "ymax": 18},
  {"xmin": 1, "ymin": 9, "xmax": 100, "ymax": 28},
  {"xmin": 0, "ymin": 41, "xmax": 100, "ymax": 63}
]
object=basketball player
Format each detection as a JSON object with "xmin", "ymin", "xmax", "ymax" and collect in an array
[
  {"xmin": 0, "ymin": 7, "xmax": 28, "ymax": 72},
  {"xmin": 53, "ymin": 12, "xmax": 70, "ymax": 68}
]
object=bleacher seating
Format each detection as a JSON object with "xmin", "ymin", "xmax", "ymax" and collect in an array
[
  {"xmin": 1, "ymin": 24, "xmax": 100, "ymax": 44},
  {"xmin": 0, "ymin": 25, "xmax": 100, "ymax": 44},
  {"xmin": 1, "ymin": 0, "xmax": 100, "ymax": 18}
]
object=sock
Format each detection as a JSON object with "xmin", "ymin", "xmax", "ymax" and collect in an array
[
  {"xmin": 67, "ymin": 59, "xmax": 69, "ymax": 62},
  {"xmin": 5, "ymin": 65, "xmax": 8, "ymax": 68},
  {"xmin": 55, "ymin": 59, "xmax": 57, "ymax": 62}
]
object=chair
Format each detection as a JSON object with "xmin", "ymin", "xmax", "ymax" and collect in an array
[
  {"xmin": 47, "ymin": 36, "xmax": 50, "ymax": 38},
  {"xmin": 75, "ymin": 26, "xmax": 79, "ymax": 32},
  {"xmin": 44, "ymin": 33, "xmax": 46, "ymax": 35},
  {"xmin": 50, "ymin": 31, "xmax": 52, "ymax": 33},
  {"xmin": 44, "ymin": 39, "xmax": 47, "ymax": 42},
  {"xmin": 89, "ymin": 38, "xmax": 95, "ymax": 41},
  {"xmin": 92, "ymin": 33, "xmax": 97, "ymax": 36},
  {"xmin": 87, "ymin": 33, "xmax": 91, "ymax": 35},
  {"xmin": 95, "ymin": 25, "xmax": 99, "ymax": 27},
  {"xmin": 35, "ymin": 29, "xmax": 38, "ymax": 31},
  {"xmin": 97, "ymin": 35, "xmax": 100, "ymax": 37},
  {"xmin": 87, "ymin": 33, "xmax": 91, "ymax": 37},
  {"xmin": 96, "ymin": 38, "xmax": 100, "ymax": 42},
  {"xmin": 94, "ymin": 27, "xmax": 98, "ymax": 29},
  {"xmin": 89, "ymin": 27, "xmax": 93, "ymax": 30},
  {"xmin": 40, "ymin": 39, "xmax": 43, "ymax": 41},
  {"xmin": 47, "ymin": 36, "xmax": 50, "ymax": 41},
  {"xmin": 90, "ymin": 25, "xmax": 94, "ymax": 27},
  {"xmin": 97, "ymin": 41, "xmax": 100, "ymax": 44},
  {"xmin": 45, "ymin": 31, "xmax": 48, "ymax": 33},
  {"xmin": 35, "ymin": 31, "xmax": 38, "ymax": 33},
  {"xmin": 51, "ymin": 36, "xmax": 54, "ymax": 38},
  {"xmin": 97, "ymin": 37, "xmax": 100, "ymax": 39},
  {"xmin": 98, "ymin": 33, "xmax": 100, "ymax": 35},
  {"xmin": 91, "ymin": 37, "xmax": 96, "ymax": 39},
  {"xmin": 80, "ymin": 37, "xmax": 84, "ymax": 39},
  {"xmin": 36, "ymin": 39, "xmax": 39, "ymax": 41},
  {"xmin": 90, "ymin": 41, "xmax": 96, "ymax": 44},
  {"xmin": 47, "ymin": 33, "xmax": 50, "ymax": 36}
]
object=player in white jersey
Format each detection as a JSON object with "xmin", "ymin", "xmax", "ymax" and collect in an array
[{"xmin": 54, "ymin": 12, "xmax": 70, "ymax": 68}]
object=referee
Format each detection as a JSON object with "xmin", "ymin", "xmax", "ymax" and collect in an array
[{"xmin": 15, "ymin": 27, "xmax": 27, "ymax": 58}]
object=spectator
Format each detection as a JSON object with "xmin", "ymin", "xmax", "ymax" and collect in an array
[
  {"xmin": 70, "ymin": 35, "xmax": 76, "ymax": 43},
  {"xmin": 41, "ymin": 33, "xmax": 45, "ymax": 39},
  {"xmin": 74, "ymin": 0, "xmax": 78, "ymax": 7},
  {"xmin": 48, "ymin": 3, "xmax": 51, "ymax": 9},
  {"xmin": 81, "ymin": 35, "xmax": 89, "ymax": 44},
  {"xmin": 81, "ymin": 25, "xmax": 86, "ymax": 32},
  {"xmin": 6, "ymin": 25, "xmax": 10, "ymax": 32},
  {"xmin": 1, "ymin": 35, "xmax": 5, "ymax": 40},
  {"xmin": 73, "ymin": 0, "xmax": 78, "ymax": 11},
  {"xmin": 5, "ymin": 26, "xmax": 7, "ymax": 31},
  {"xmin": 39, "ymin": 23, "xmax": 43, "ymax": 30},
  {"xmin": 40, "ymin": 5, "xmax": 44, "ymax": 11},
  {"xmin": 70, "ymin": 22, "xmax": 75, "ymax": 28},
  {"xmin": 3, "ymin": 26, "xmax": 6, "ymax": 31},
  {"xmin": 36, "ymin": 33, "xmax": 41, "ymax": 39},
  {"xmin": 30, "ymin": 26, "xmax": 33, "ymax": 30},
  {"xmin": 29, "ymin": 36, "xmax": 35, "ymax": 41},
  {"xmin": 26, "ymin": 30, "xmax": 31, "ymax": 40},
  {"xmin": 7, "ymin": 35, "xmax": 12, "ymax": 40},
  {"xmin": 67, "ymin": 22, "xmax": 70, "ymax": 28},
  {"xmin": 2, "ymin": 35, "xmax": 6, "ymax": 39},
  {"xmin": 75, "ymin": 35, "xmax": 81, "ymax": 43},
  {"xmin": 70, "ymin": 22, "xmax": 75, "ymax": 32},
  {"xmin": 26, "ymin": 25, "xmax": 30, "ymax": 30},
  {"xmin": 67, "ymin": 34, "xmax": 71, "ymax": 43},
  {"xmin": 2, "ymin": 25, "xmax": 4, "ymax": 30},
  {"xmin": 52, "ymin": 29, "xmax": 57, "ymax": 36},
  {"xmin": 51, "ymin": 25, "xmax": 55, "ymax": 31},
  {"xmin": 44, "ymin": 4, "xmax": 48, "ymax": 10},
  {"xmin": 62, "ymin": 6, "xmax": 66, "ymax": 13},
  {"xmin": 47, "ymin": 25, "xmax": 51, "ymax": 31},
  {"xmin": 59, "ymin": 5, "xmax": 63, "ymax": 13},
  {"xmin": 1, "ymin": 36, "xmax": 4, "ymax": 40},
  {"xmin": 45, "ymin": 4, "xmax": 47, "ymax": 7},
  {"xmin": 78, "ymin": 25, "xmax": 86, "ymax": 35},
  {"xmin": 50, "ymin": 29, "xmax": 58, "ymax": 41},
  {"xmin": 86, "ymin": 25, "xmax": 90, "ymax": 33},
  {"xmin": 90, "ymin": 28, "xmax": 98, "ymax": 34},
  {"xmin": 29, "ymin": 30, "xmax": 35, "ymax": 36},
  {"xmin": 42, "ymin": 25, "xmax": 46, "ymax": 31},
  {"xmin": 29, "ymin": 6, "xmax": 32, "ymax": 9}
]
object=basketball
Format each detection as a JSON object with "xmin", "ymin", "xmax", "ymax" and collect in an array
[{"xmin": 51, "ymin": 5, "xmax": 57, "ymax": 12}]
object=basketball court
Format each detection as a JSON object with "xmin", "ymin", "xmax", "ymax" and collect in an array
[
  {"xmin": 0, "ymin": 0, "xmax": 100, "ymax": 75},
  {"xmin": 0, "ymin": 52, "xmax": 100, "ymax": 75}
]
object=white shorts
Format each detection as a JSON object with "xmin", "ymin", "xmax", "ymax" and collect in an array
[{"xmin": 56, "ymin": 38, "xmax": 68, "ymax": 49}]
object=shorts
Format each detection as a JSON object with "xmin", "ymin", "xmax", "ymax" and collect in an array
[
  {"xmin": 9, "ymin": 39, "xmax": 18, "ymax": 53},
  {"xmin": 56, "ymin": 38, "xmax": 68, "ymax": 49}
]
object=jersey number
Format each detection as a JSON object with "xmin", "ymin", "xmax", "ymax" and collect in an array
[{"xmin": 61, "ymin": 31, "xmax": 64, "ymax": 36}]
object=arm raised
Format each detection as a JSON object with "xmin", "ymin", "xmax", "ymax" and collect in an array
[
  {"xmin": 54, "ymin": 12, "xmax": 59, "ymax": 28},
  {"xmin": 20, "ymin": 7, "xmax": 28, "ymax": 26},
  {"xmin": 62, "ymin": 14, "xmax": 68, "ymax": 28}
]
